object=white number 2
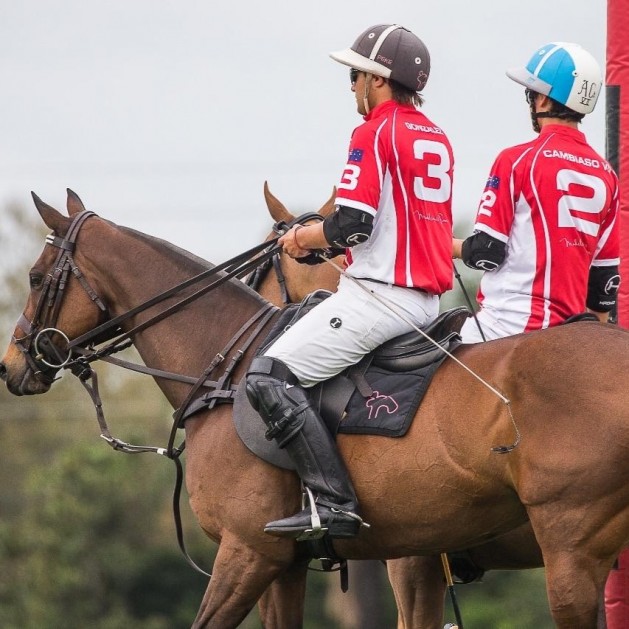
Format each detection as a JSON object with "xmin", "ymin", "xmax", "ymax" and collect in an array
[{"xmin": 556, "ymin": 169, "xmax": 606, "ymax": 236}]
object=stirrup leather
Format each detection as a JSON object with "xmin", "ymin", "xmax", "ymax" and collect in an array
[{"xmin": 296, "ymin": 487, "xmax": 327, "ymax": 541}]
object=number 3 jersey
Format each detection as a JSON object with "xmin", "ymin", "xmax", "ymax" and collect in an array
[
  {"xmin": 471, "ymin": 124, "xmax": 619, "ymax": 332},
  {"xmin": 334, "ymin": 100, "xmax": 454, "ymax": 295}
]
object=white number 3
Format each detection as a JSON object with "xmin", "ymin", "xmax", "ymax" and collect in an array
[{"xmin": 413, "ymin": 139, "xmax": 452, "ymax": 203}]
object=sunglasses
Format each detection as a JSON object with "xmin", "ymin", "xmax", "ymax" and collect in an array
[
  {"xmin": 350, "ymin": 68, "xmax": 361, "ymax": 84},
  {"xmin": 525, "ymin": 89, "xmax": 538, "ymax": 105}
]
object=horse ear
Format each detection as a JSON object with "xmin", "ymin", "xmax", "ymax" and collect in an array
[
  {"xmin": 263, "ymin": 181, "xmax": 293, "ymax": 222},
  {"xmin": 31, "ymin": 192, "xmax": 72, "ymax": 236},
  {"xmin": 318, "ymin": 186, "xmax": 338, "ymax": 218},
  {"xmin": 66, "ymin": 188, "xmax": 86, "ymax": 216}
]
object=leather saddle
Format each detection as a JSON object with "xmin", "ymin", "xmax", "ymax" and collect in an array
[{"xmin": 231, "ymin": 292, "xmax": 470, "ymax": 469}]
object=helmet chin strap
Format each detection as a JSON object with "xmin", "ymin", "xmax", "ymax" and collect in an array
[
  {"xmin": 362, "ymin": 73, "xmax": 373, "ymax": 115},
  {"xmin": 531, "ymin": 108, "xmax": 575, "ymax": 133},
  {"xmin": 528, "ymin": 92, "xmax": 578, "ymax": 133},
  {"xmin": 528, "ymin": 99, "xmax": 541, "ymax": 133}
]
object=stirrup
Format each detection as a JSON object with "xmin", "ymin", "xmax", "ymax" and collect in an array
[
  {"xmin": 293, "ymin": 488, "xmax": 371, "ymax": 542},
  {"xmin": 296, "ymin": 487, "xmax": 327, "ymax": 541}
]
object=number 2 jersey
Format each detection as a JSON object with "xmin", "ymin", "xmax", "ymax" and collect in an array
[
  {"xmin": 334, "ymin": 100, "xmax": 454, "ymax": 295},
  {"xmin": 471, "ymin": 124, "xmax": 619, "ymax": 335}
]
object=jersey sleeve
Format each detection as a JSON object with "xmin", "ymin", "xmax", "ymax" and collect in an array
[
  {"xmin": 592, "ymin": 183, "xmax": 620, "ymax": 266},
  {"xmin": 472, "ymin": 149, "xmax": 520, "ymax": 243},
  {"xmin": 334, "ymin": 123, "xmax": 383, "ymax": 217}
]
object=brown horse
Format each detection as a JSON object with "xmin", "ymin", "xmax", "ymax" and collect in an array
[
  {"xmin": 260, "ymin": 183, "xmax": 545, "ymax": 628},
  {"xmin": 3, "ymin": 190, "xmax": 629, "ymax": 628}
]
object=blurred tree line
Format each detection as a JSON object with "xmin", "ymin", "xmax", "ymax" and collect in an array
[{"xmin": 0, "ymin": 201, "xmax": 554, "ymax": 628}]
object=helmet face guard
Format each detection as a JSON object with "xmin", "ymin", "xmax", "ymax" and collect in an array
[
  {"xmin": 330, "ymin": 24, "xmax": 430, "ymax": 93},
  {"xmin": 506, "ymin": 42, "xmax": 602, "ymax": 115}
]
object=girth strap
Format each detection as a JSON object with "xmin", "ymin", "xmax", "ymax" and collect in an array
[{"xmin": 171, "ymin": 303, "xmax": 279, "ymax": 430}]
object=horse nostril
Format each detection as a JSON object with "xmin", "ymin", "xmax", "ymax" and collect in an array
[{"xmin": 0, "ymin": 362, "xmax": 7, "ymax": 382}]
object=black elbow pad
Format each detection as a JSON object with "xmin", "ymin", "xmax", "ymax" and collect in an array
[
  {"xmin": 323, "ymin": 206, "xmax": 374, "ymax": 248},
  {"xmin": 461, "ymin": 231, "xmax": 507, "ymax": 271},
  {"xmin": 587, "ymin": 265, "xmax": 620, "ymax": 312}
]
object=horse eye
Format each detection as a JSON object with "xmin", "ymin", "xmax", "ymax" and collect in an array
[{"xmin": 29, "ymin": 272, "xmax": 44, "ymax": 289}]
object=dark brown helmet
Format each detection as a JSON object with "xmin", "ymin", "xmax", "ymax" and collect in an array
[{"xmin": 330, "ymin": 24, "xmax": 430, "ymax": 92}]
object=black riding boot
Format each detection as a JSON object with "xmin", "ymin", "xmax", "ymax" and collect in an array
[{"xmin": 246, "ymin": 356, "xmax": 365, "ymax": 540}]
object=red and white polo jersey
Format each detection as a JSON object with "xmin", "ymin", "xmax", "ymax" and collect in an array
[
  {"xmin": 473, "ymin": 124, "xmax": 619, "ymax": 331},
  {"xmin": 335, "ymin": 100, "xmax": 454, "ymax": 295}
]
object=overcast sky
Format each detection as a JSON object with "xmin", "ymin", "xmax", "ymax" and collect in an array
[{"xmin": 0, "ymin": 1, "xmax": 607, "ymax": 261}]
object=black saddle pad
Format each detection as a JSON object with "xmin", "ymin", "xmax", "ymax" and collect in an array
[
  {"xmin": 233, "ymin": 350, "xmax": 452, "ymax": 469},
  {"xmin": 232, "ymin": 303, "xmax": 467, "ymax": 468},
  {"xmin": 336, "ymin": 359, "xmax": 445, "ymax": 437}
]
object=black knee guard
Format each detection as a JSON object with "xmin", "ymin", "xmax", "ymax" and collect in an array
[{"xmin": 245, "ymin": 356, "xmax": 310, "ymax": 447}]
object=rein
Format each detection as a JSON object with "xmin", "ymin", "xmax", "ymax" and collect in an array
[
  {"xmin": 67, "ymin": 235, "xmax": 282, "ymax": 354},
  {"xmin": 245, "ymin": 212, "xmax": 325, "ymax": 304},
  {"xmin": 76, "ymin": 301, "xmax": 277, "ymax": 579},
  {"xmin": 64, "ymin": 214, "xmax": 327, "ymax": 383}
]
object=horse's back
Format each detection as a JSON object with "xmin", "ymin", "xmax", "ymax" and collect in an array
[{"xmin": 336, "ymin": 321, "xmax": 629, "ymax": 552}]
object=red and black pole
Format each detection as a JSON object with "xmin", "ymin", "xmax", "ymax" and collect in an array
[{"xmin": 604, "ymin": 0, "xmax": 629, "ymax": 624}]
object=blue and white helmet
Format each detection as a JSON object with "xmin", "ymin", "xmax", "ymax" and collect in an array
[{"xmin": 506, "ymin": 42, "xmax": 602, "ymax": 115}]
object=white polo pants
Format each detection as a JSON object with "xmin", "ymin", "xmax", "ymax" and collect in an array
[{"xmin": 264, "ymin": 274, "xmax": 439, "ymax": 387}]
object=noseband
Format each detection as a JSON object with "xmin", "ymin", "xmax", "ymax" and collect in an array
[{"xmin": 12, "ymin": 210, "xmax": 107, "ymax": 382}]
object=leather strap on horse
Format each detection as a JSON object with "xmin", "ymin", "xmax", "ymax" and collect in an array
[
  {"xmin": 64, "ymin": 214, "xmax": 333, "ymax": 394},
  {"xmin": 74, "ymin": 366, "xmax": 214, "ymax": 578},
  {"xmin": 169, "ymin": 303, "xmax": 278, "ymax": 435},
  {"xmin": 67, "ymin": 237, "xmax": 282, "ymax": 352},
  {"xmin": 165, "ymin": 303, "xmax": 277, "ymax": 579},
  {"xmin": 12, "ymin": 211, "xmax": 108, "ymax": 382}
]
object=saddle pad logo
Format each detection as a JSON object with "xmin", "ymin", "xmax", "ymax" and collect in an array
[{"xmin": 366, "ymin": 390, "xmax": 399, "ymax": 419}]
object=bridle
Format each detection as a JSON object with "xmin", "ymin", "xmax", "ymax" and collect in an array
[
  {"xmin": 245, "ymin": 212, "xmax": 325, "ymax": 305},
  {"xmin": 12, "ymin": 210, "xmax": 108, "ymax": 383}
]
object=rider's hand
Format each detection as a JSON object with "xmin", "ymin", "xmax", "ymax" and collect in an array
[{"xmin": 278, "ymin": 226, "xmax": 310, "ymax": 259}]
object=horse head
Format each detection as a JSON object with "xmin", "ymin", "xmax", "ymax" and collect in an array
[
  {"xmin": 258, "ymin": 181, "xmax": 342, "ymax": 304},
  {"xmin": 1, "ymin": 190, "xmax": 109, "ymax": 395}
]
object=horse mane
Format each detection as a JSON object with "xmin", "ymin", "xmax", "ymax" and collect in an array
[
  {"xmin": 119, "ymin": 226, "xmax": 213, "ymax": 273},
  {"xmin": 117, "ymin": 225, "xmax": 272, "ymax": 304}
]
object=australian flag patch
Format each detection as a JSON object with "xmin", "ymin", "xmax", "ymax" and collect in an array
[
  {"xmin": 486, "ymin": 174, "xmax": 500, "ymax": 189},
  {"xmin": 348, "ymin": 148, "xmax": 364, "ymax": 162}
]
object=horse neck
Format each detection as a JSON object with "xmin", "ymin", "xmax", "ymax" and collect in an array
[
  {"xmin": 78, "ymin": 220, "xmax": 271, "ymax": 407},
  {"xmin": 257, "ymin": 272, "xmax": 285, "ymax": 306}
]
